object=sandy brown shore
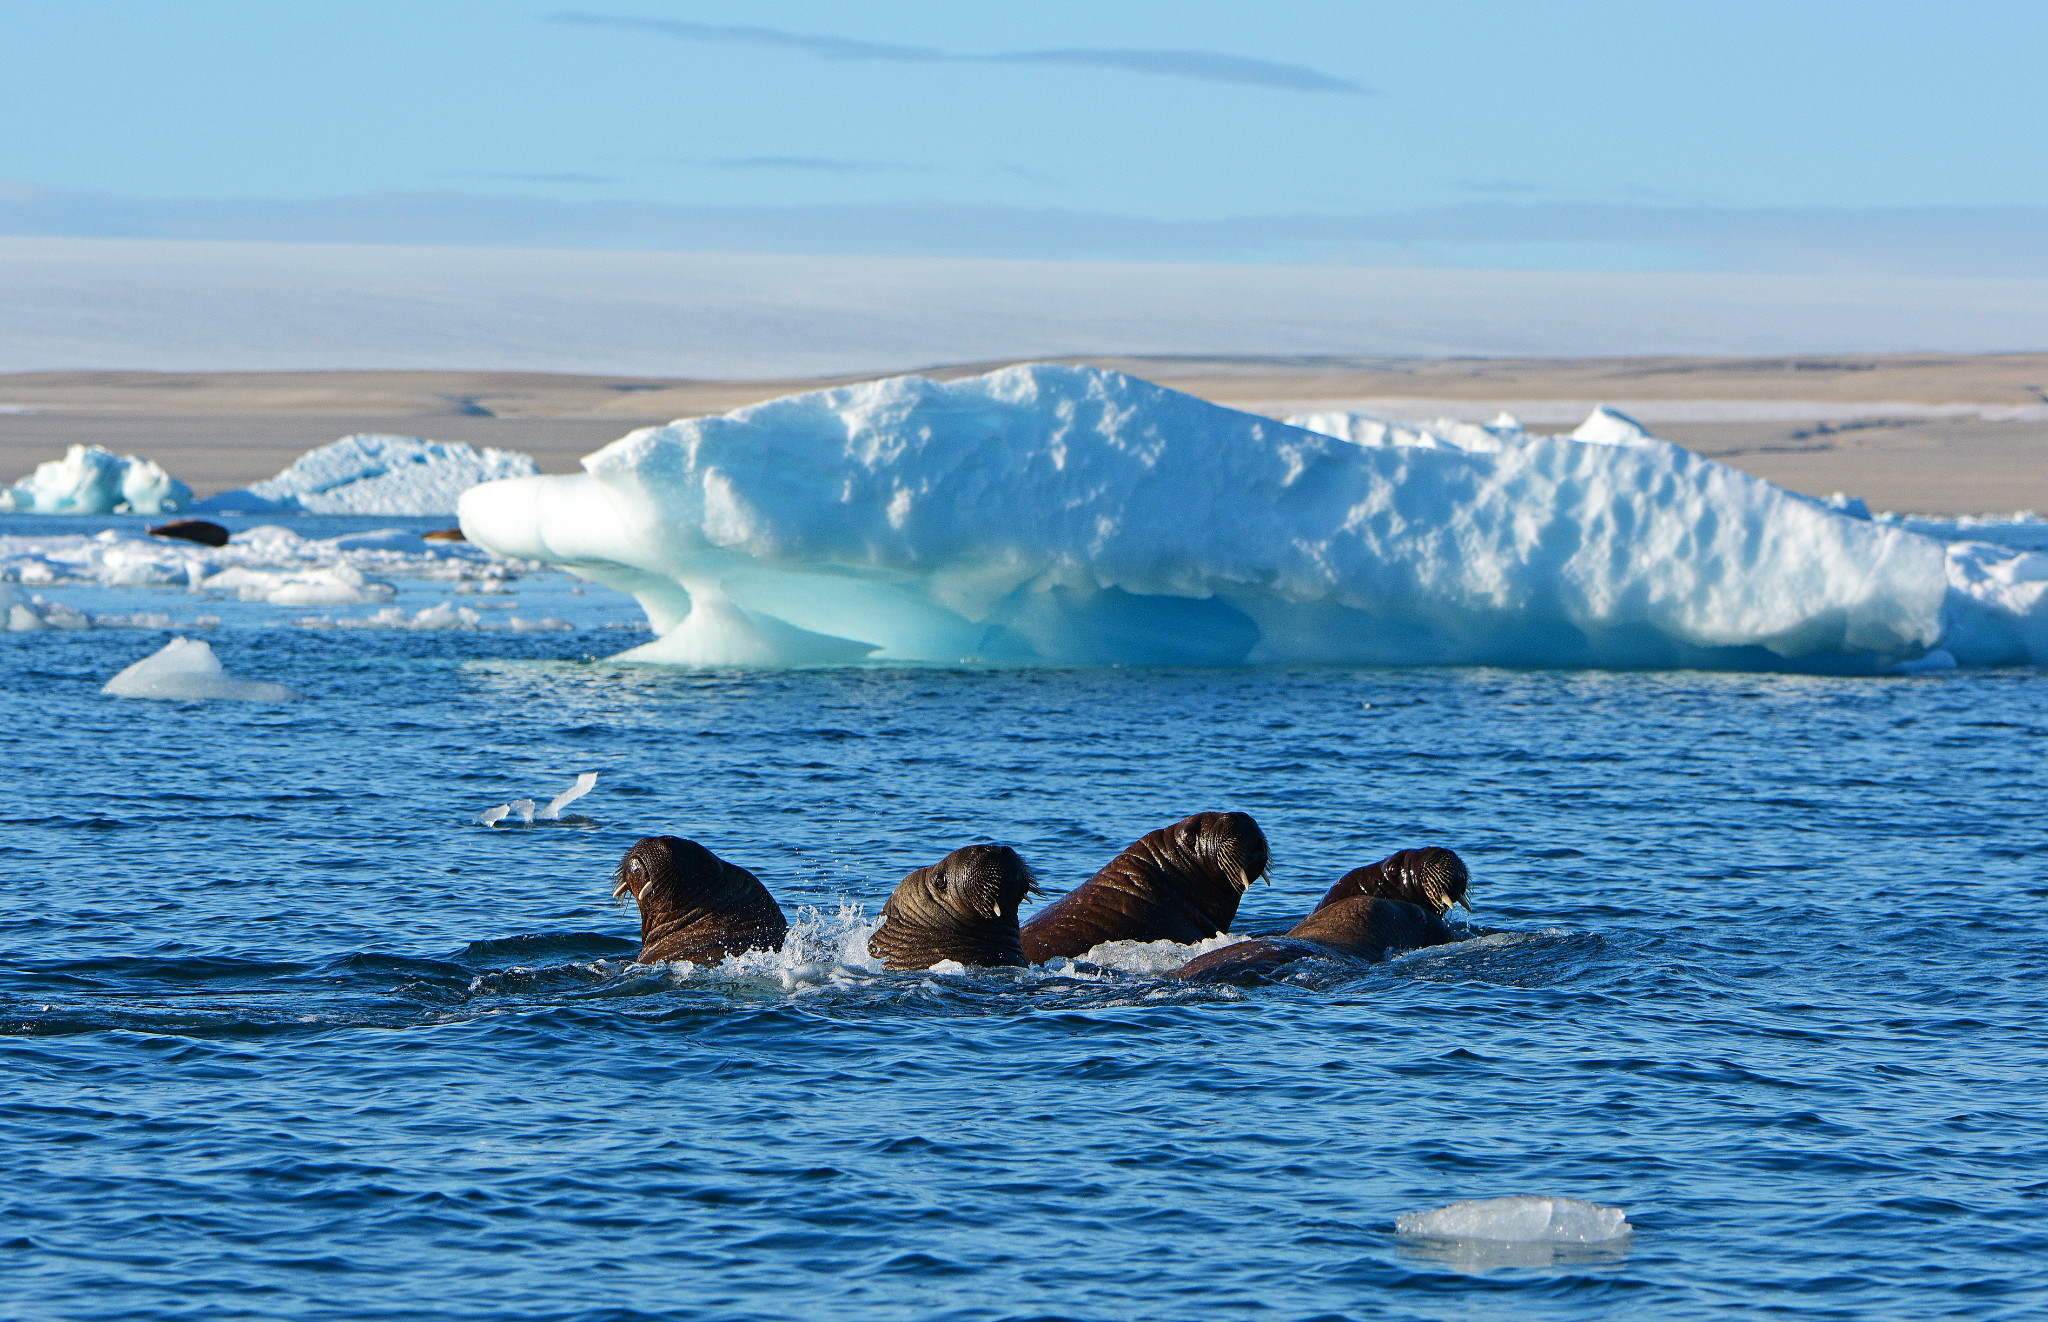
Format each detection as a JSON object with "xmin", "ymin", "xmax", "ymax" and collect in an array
[{"xmin": 3, "ymin": 354, "xmax": 2045, "ymax": 514}]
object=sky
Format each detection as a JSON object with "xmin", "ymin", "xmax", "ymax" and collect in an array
[{"xmin": 2, "ymin": 1, "xmax": 2045, "ymax": 268}]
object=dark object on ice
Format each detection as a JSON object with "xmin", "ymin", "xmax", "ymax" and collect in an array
[
  {"xmin": 1171, "ymin": 895, "xmax": 1455, "ymax": 982},
  {"xmin": 1313, "ymin": 846, "xmax": 1471, "ymax": 916},
  {"xmin": 1019, "ymin": 811, "xmax": 1268, "ymax": 963},
  {"xmin": 612, "ymin": 836, "xmax": 788, "ymax": 965},
  {"xmin": 869, "ymin": 844, "xmax": 1041, "ymax": 970},
  {"xmin": 423, "ymin": 527, "xmax": 467, "ymax": 542},
  {"xmin": 148, "ymin": 519, "xmax": 231, "ymax": 547}
]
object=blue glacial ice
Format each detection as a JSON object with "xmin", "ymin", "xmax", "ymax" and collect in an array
[
  {"xmin": 0, "ymin": 444, "xmax": 193, "ymax": 515},
  {"xmin": 199, "ymin": 434, "xmax": 539, "ymax": 516},
  {"xmin": 456, "ymin": 365, "xmax": 2048, "ymax": 671}
]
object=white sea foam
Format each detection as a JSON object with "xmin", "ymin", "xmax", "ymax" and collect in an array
[
  {"xmin": 1396, "ymin": 1196, "xmax": 1633, "ymax": 1244},
  {"xmin": 0, "ymin": 444, "xmax": 192, "ymax": 515},
  {"xmin": 458, "ymin": 364, "xmax": 2044, "ymax": 671},
  {"xmin": 101, "ymin": 637, "xmax": 296, "ymax": 702},
  {"xmin": 199, "ymin": 434, "xmax": 539, "ymax": 516}
]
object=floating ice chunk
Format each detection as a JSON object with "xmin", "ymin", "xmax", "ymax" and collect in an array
[
  {"xmin": 477, "ymin": 774, "xmax": 595, "ymax": 827},
  {"xmin": 461, "ymin": 364, "xmax": 1974, "ymax": 671},
  {"xmin": 0, "ymin": 444, "xmax": 193, "ymax": 514},
  {"xmin": 1396, "ymin": 1196, "xmax": 1632, "ymax": 1244},
  {"xmin": 101, "ymin": 637, "xmax": 296, "ymax": 702},
  {"xmin": 538, "ymin": 773, "xmax": 598, "ymax": 820},
  {"xmin": 199, "ymin": 560, "xmax": 398, "ymax": 606},
  {"xmin": 199, "ymin": 434, "xmax": 540, "ymax": 516}
]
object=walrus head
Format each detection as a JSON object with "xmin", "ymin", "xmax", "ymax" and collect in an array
[
  {"xmin": 1018, "ymin": 811, "xmax": 1270, "ymax": 963},
  {"xmin": 612, "ymin": 835, "xmax": 790, "ymax": 965},
  {"xmin": 868, "ymin": 844, "xmax": 1042, "ymax": 971},
  {"xmin": 1313, "ymin": 847, "xmax": 1470, "ymax": 917}
]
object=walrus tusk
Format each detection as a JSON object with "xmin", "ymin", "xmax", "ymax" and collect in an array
[{"xmin": 1456, "ymin": 896, "xmax": 1473, "ymax": 913}]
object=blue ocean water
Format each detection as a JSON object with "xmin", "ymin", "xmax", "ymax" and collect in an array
[{"xmin": 3, "ymin": 524, "xmax": 2045, "ymax": 1320}]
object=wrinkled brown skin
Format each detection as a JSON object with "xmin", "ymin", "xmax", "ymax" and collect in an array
[
  {"xmin": 1171, "ymin": 896, "xmax": 1455, "ymax": 982},
  {"xmin": 612, "ymin": 836, "xmax": 789, "ymax": 965},
  {"xmin": 147, "ymin": 519, "xmax": 230, "ymax": 548},
  {"xmin": 1018, "ymin": 812, "xmax": 1269, "ymax": 963},
  {"xmin": 869, "ymin": 844, "xmax": 1041, "ymax": 970},
  {"xmin": 1313, "ymin": 847, "xmax": 1470, "ymax": 916}
]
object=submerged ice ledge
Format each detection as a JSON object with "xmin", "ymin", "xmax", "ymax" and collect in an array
[{"xmin": 456, "ymin": 365, "xmax": 2048, "ymax": 672}]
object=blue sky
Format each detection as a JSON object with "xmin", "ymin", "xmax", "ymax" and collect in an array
[{"xmin": 3, "ymin": 1, "xmax": 2044, "ymax": 266}]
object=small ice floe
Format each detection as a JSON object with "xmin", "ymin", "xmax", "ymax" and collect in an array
[
  {"xmin": 199, "ymin": 561, "xmax": 397, "ymax": 607},
  {"xmin": 295, "ymin": 602, "xmax": 571, "ymax": 631},
  {"xmin": 101, "ymin": 637, "xmax": 297, "ymax": 702},
  {"xmin": 0, "ymin": 444, "xmax": 192, "ymax": 514},
  {"xmin": 1396, "ymin": 1195, "xmax": 1632, "ymax": 1244},
  {"xmin": 476, "ymin": 773, "xmax": 598, "ymax": 827}
]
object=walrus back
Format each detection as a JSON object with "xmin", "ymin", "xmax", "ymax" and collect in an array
[{"xmin": 1020, "ymin": 811, "xmax": 1268, "ymax": 962}]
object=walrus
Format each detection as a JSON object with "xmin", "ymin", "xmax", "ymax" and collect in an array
[
  {"xmin": 148, "ymin": 518, "xmax": 230, "ymax": 547},
  {"xmin": 868, "ymin": 844, "xmax": 1040, "ymax": 970},
  {"xmin": 1313, "ymin": 846, "xmax": 1471, "ymax": 916},
  {"xmin": 611, "ymin": 835, "xmax": 789, "ymax": 965},
  {"xmin": 1171, "ymin": 895, "xmax": 1456, "ymax": 982},
  {"xmin": 1019, "ymin": 812, "xmax": 1269, "ymax": 963}
]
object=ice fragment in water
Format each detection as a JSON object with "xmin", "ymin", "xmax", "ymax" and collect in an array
[
  {"xmin": 1396, "ymin": 1195, "xmax": 1631, "ymax": 1243},
  {"xmin": 538, "ymin": 772, "xmax": 598, "ymax": 820},
  {"xmin": 476, "ymin": 805, "xmax": 511, "ymax": 828},
  {"xmin": 0, "ymin": 444, "xmax": 192, "ymax": 514},
  {"xmin": 101, "ymin": 637, "xmax": 296, "ymax": 702}
]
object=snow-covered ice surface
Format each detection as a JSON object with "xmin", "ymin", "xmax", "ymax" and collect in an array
[
  {"xmin": 200, "ymin": 434, "xmax": 539, "ymax": 516},
  {"xmin": 1, "ymin": 444, "xmax": 193, "ymax": 514},
  {"xmin": 459, "ymin": 364, "xmax": 2048, "ymax": 672},
  {"xmin": 101, "ymin": 636, "xmax": 296, "ymax": 701},
  {"xmin": 1396, "ymin": 1195, "xmax": 1633, "ymax": 1244}
]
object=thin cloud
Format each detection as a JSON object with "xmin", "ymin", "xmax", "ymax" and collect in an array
[
  {"xmin": 698, "ymin": 156, "xmax": 933, "ymax": 175},
  {"xmin": 552, "ymin": 13, "xmax": 1367, "ymax": 94},
  {"xmin": 451, "ymin": 170, "xmax": 619, "ymax": 185}
]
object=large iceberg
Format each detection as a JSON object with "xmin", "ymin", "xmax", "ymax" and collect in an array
[
  {"xmin": 456, "ymin": 365, "xmax": 2046, "ymax": 671},
  {"xmin": 199, "ymin": 434, "xmax": 539, "ymax": 516},
  {"xmin": 0, "ymin": 444, "xmax": 192, "ymax": 514}
]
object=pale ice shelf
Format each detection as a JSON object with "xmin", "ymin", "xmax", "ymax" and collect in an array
[
  {"xmin": 1396, "ymin": 1196, "xmax": 1632, "ymax": 1244},
  {"xmin": 102, "ymin": 637, "xmax": 295, "ymax": 702},
  {"xmin": 0, "ymin": 445, "xmax": 192, "ymax": 515},
  {"xmin": 458, "ymin": 364, "xmax": 2048, "ymax": 672},
  {"xmin": 198, "ymin": 435, "xmax": 539, "ymax": 516}
]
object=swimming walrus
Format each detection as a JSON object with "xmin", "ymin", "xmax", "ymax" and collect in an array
[
  {"xmin": 1172, "ymin": 846, "xmax": 1471, "ymax": 981},
  {"xmin": 612, "ymin": 835, "xmax": 789, "ymax": 965},
  {"xmin": 1019, "ymin": 812, "xmax": 1269, "ymax": 963},
  {"xmin": 1169, "ymin": 894, "xmax": 1457, "ymax": 981},
  {"xmin": 868, "ymin": 844, "xmax": 1041, "ymax": 970}
]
